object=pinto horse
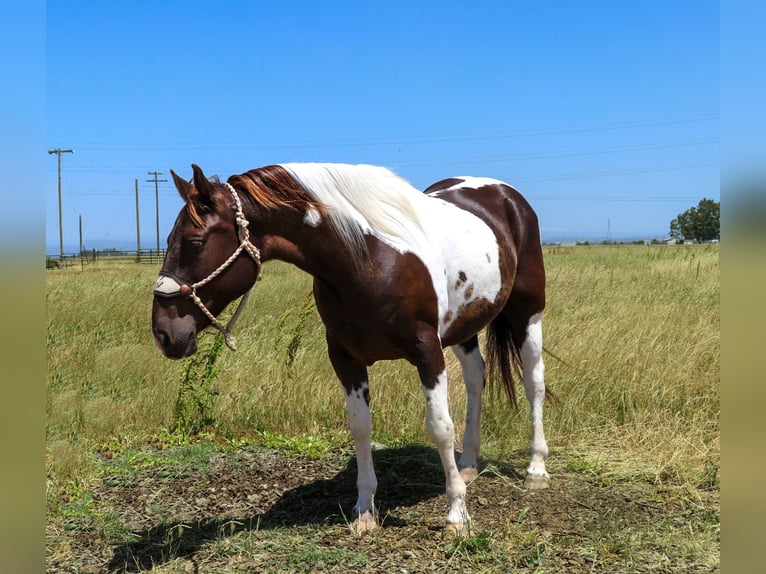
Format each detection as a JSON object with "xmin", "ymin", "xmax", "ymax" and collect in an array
[{"xmin": 152, "ymin": 163, "xmax": 550, "ymax": 535}]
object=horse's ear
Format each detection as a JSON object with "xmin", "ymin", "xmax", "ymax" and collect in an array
[
  {"xmin": 171, "ymin": 169, "xmax": 191, "ymax": 202},
  {"xmin": 191, "ymin": 164, "xmax": 216, "ymax": 205}
]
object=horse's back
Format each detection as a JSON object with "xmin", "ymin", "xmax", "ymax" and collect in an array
[
  {"xmin": 424, "ymin": 177, "xmax": 541, "ymax": 245},
  {"xmin": 424, "ymin": 176, "xmax": 546, "ymax": 322}
]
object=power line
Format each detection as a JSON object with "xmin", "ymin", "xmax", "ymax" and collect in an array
[
  {"xmin": 55, "ymin": 113, "xmax": 719, "ymax": 152},
  {"xmin": 507, "ymin": 161, "xmax": 719, "ymax": 184},
  {"xmin": 50, "ymin": 136, "xmax": 719, "ymax": 175},
  {"xmin": 390, "ymin": 140, "xmax": 718, "ymax": 170}
]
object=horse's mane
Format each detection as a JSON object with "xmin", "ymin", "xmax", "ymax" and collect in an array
[
  {"xmin": 228, "ymin": 165, "xmax": 318, "ymax": 212},
  {"xmin": 230, "ymin": 163, "xmax": 427, "ymax": 262}
]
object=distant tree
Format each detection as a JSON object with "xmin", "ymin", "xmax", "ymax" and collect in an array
[{"xmin": 670, "ymin": 198, "xmax": 720, "ymax": 242}]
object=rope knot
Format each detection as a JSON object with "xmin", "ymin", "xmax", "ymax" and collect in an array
[{"xmin": 224, "ymin": 334, "xmax": 238, "ymax": 351}]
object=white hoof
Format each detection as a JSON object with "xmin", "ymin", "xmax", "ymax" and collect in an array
[
  {"xmin": 350, "ymin": 510, "xmax": 377, "ymax": 534},
  {"xmin": 459, "ymin": 466, "xmax": 479, "ymax": 483},
  {"xmin": 444, "ymin": 519, "xmax": 472, "ymax": 539},
  {"xmin": 524, "ymin": 473, "xmax": 551, "ymax": 490}
]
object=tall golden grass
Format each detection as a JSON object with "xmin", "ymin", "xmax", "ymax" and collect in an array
[{"xmin": 46, "ymin": 245, "xmax": 719, "ymax": 490}]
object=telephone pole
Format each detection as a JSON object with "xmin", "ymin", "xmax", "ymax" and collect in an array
[
  {"xmin": 134, "ymin": 179, "xmax": 141, "ymax": 255},
  {"xmin": 146, "ymin": 171, "xmax": 167, "ymax": 253},
  {"xmin": 48, "ymin": 148, "xmax": 74, "ymax": 263}
]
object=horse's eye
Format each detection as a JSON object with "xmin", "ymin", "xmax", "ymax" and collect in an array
[{"xmin": 188, "ymin": 239, "xmax": 204, "ymax": 249}]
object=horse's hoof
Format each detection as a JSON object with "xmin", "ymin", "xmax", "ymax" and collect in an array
[
  {"xmin": 459, "ymin": 466, "xmax": 479, "ymax": 483},
  {"xmin": 524, "ymin": 473, "xmax": 551, "ymax": 490},
  {"xmin": 350, "ymin": 511, "xmax": 377, "ymax": 535},
  {"xmin": 444, "ymin": 520, "xmax": 472, "ymax": 539}
]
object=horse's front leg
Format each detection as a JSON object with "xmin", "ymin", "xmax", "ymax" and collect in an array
[
  {"xmin": 326, "ymin": 336, "xmax": 377, "ymax": 532},
  {"xmin": 416, "ymin": 332, "xmax": 471, "ymax": 536}
]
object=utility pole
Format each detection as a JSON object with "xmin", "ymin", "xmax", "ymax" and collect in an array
[
  {"xmin": 79, "ymin": 214, "xmax": 83, "ymax": 255},
  {"xmin": 48, "ymin": 148, "xmax": 74, "ymax": 263},
  {"xmin": 134, "ymin": 179, "xmax": 141, "ymax": 256},
  {"xmin": 146, "ymin": 171, "xmax": 167, "ymax": 253}
]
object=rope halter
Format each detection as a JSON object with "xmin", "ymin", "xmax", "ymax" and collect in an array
[{"xmin": 154, "ymin": 182, "xmax": 261, "ymax": 351}]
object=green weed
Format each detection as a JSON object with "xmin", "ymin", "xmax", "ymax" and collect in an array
[
  {"xmin": 173, "ymin": 332, "xmax": 224, "ymax": 437},
  {"xmin": 566, "ymin": 457, "xmax": 604, "ymax": 476},
  {"xmin": 287, "ymin": 544, "xmax": 369, "ymax": 570},
  {"xmin": 255, "ymin": 429, "xmax": 333, "ymax": 458},
  {"xmin": 274, "ymin": 289, "xmax": 317, "ymax": 371},
  {"xmin": 446, "ymin": 530, "xmax": 495, "ymax": 559}
]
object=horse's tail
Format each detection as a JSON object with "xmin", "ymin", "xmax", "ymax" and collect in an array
[{"xmin": 484, "ymin": 313, "xmax": 522, "ymax": 408}]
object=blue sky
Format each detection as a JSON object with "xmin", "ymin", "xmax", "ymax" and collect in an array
[{"xmin": 44, "ymin": 1, "xmax": 719, "ymax": 252}]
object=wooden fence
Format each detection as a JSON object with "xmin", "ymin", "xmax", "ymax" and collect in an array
[{"xmin": 45, "ymin": 249, "xmax": 166, "ymax": 269}]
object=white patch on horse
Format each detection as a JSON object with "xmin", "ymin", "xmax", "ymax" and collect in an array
[
  {"xmin": 448, "ymin": 176, "xmax": 505, "ymax": 192},
  {"xmin": 423, "ymin": 371, "xmax": 471, "ymax": 531},
  {"xmin": 417, "ymin": 198, "xmax": 502, "ymax": 336},
  {"xmin": 303, "ymin": 207, "xmax": 322, "ymax": 227},
  {"xmin": 451, "ymin": 343, "xmax": 484, "ymax": 476},
  {"xmin": 344, "ymin": 382, "xmax": 377, "ymax": 527},
  {"xmin": 520, "ymin": 312, "xmax": 550, "ymax": 487}
]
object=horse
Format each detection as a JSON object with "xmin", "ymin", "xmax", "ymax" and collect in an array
[{"xmin": 152, "ymin": 162, "xmax": 550, "ymax": 536}]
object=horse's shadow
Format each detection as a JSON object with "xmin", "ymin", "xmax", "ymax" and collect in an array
[{"xmin": 107, "ymin": 444, "xmax": 523, "ymax": 572}]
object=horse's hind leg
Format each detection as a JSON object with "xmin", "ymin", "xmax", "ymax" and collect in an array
[
  {"xmin": 504, "ymin": 234, "xmax": 550, "ymax": 489},
  {"xmin": 326, "ymin": 335, "xmax": 378, "ymax": 532},
  {"xmin": 518, "ymin": 311, "xmax": 550, "ymax": 488},
  {"xmin": 451, "ymin": 336, "xmax": 485, "ymax": 482}
]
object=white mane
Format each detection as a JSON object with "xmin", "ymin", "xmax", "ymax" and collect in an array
[{"xmin": 279, "ymin": 163, "xmax": 429, "ymax": 259}]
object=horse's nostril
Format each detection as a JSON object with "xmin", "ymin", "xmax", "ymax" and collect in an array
[{"xmin": 154, "ymin": 328, "xmax": 170, "ymax": 350}]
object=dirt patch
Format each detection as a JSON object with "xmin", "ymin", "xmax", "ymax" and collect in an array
[{"xmin": 47, "ymin": 444, "xmax": 719, "ymax": 573}]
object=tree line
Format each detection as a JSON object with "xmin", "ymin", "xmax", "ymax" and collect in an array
[{"xmin": 670, "ymin": 198, "xmax": 720, "ymax": 242}]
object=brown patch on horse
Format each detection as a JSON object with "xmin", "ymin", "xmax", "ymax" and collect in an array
[
  {"xmin": 441, "ymin": 296, "xmax": 497, "ymax": 348},
  {"xmin": 423, "ymin": 178, "xmax": 465, "ymax": 194},
  {"xmin": 314, "ymin": 246, "xmax": 440, "ymax": 369}
]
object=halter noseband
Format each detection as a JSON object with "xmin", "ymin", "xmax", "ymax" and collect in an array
[{"xmin": 154, "ymin": 182, "xmax": 261, "ymax": 351}]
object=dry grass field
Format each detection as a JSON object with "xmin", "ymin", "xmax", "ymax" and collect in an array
[{"xmin": 46, "ymin": 244, "xmax": 719, "ymax": 572}]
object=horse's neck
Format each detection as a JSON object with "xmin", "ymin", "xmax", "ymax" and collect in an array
[{"xmin": 254, "ymin": 209, "xmax": 356, "ymax": 281}]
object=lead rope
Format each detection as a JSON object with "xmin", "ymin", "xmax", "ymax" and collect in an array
[{"xmin": 187, "ymin": 182, "xmax": 261, "ymax": 351}]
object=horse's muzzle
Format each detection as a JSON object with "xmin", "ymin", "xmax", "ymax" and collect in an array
[
  {"xmin": 152, "ymin": 298, "xmax": 200, "ymax": 359},
  {"xmin": 153, "ymin": 324, "xmax": 198, "ymax": 358}
]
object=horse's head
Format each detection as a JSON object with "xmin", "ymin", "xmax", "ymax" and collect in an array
[{"xmin": 152, "ymin": 164, "xmax": 261, "ymax": 359}]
